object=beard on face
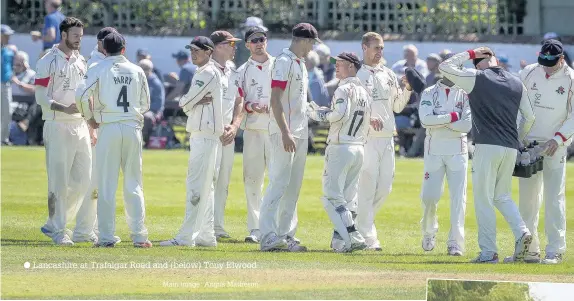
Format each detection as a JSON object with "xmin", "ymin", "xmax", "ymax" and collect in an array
[{"xmin": 65, "ymin": 37, "xmax": 80, "ymax": 50}]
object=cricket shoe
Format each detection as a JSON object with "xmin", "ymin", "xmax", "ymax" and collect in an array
[
  {"xmin": 541, "ymin": 253, "xmax": 563, "ymax": 265},
  {"xmin": 422, "ymin": 235, "xmax": 436, "ymax": 251},
  {"xmin": 470, "ymin": 252, "xmax": 499, "ymax": 263},
  {"xmin": 286, "ymin": 236, "xmax": 307, "ymax": 252},
  {"xmin": 134, "ymin": 240, "xmax": 153, "ymax": 248},
  {"xmin": 503, "ymin": 252, "xmax": 540, "ymax": 263},
  {"xmin": 159, "ymin": 238, "xmax": 193, "ymax": 247},
  {"xmin": 349, "ymin": 231, "xmax": 367, "ymax": 252},
  {"xmin": 512, "ymin": 232, "xmax": 533, "ymax": 262},
  {"xmin": 330, "ymin": 230, "xmax": 346, "ymax": 252},
  {"xmin": 73, "ymin": 233, "xmax": 122, "ymax": 244},
  {"xmin": 215, "ymin": 232, "xmax": 231, "ymax": 241},
  {"xmin": 260, "ymin": 234, "xmax": 288, "ymax": 251},
  {"xmin": 94, "ymin": 241, "xmax": 116, "ymax": 248},
  {"xmin": 53, "ymin": 234, "xmax": 74, "ymax": 246},
  {"xmin": 245, "ymin": 230, "xmax": 260, "ymax": 244},
  {"xmin": 447, "ymin": 245, "xmax": 463, "ymax": 256}
]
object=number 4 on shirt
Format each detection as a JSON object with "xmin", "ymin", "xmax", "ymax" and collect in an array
[{"xmin": 117, "ymin": 85, "xmax": 130, "ymax": 112}]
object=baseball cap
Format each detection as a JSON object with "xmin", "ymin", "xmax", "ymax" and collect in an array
[
  {"xmin": 97, "ymin": 27, "xmax": 117, "ymax": 41},
  {"xmin": 102, "ymin": 32, "xmax": 126, "ymax": 54},
  {"xmin": 242, "ymin": 16, "xmax": 268, "ymax": 31},
  {"xmin": 136, "ymin": 48, "xmax": 149, "ymax": 57},
  {"xmin": 172, "ymin": 50, "xmax": 190, "ymax": 60},
  {"xmin": 498, "ymin": 54, "xmax": 511, "ymax": 66},
  {"xmin": 1, "ymin": 24, "xmax": 14, "ymax": 35},
  {"xmin": 543, "ymin": 32, "xmax": 560, "ymax": 42},
  {"xmin": 538, "ymin": 39, "xmax": 564, "ymax": 67},
  {"xmin": 330, "ymin": 52, "xmax": 361, "ymax": 70},
  {"xmin": 244, "ymin": 26, "xmax": 266, "ymax": 42},
  {"xmin": 210, "ymin": 31, "xmax": 241, "ymax": 45},
  {"xmin": 184, "ymin": 36, "xmax": 214, "ymax": 51},
  {"xmin": 292, "ymin": 23, "xmax": 322, "ymax": 43},
  {"xmin": 405, "ymin": 67, "xmax": 427, "ymax": 94}
]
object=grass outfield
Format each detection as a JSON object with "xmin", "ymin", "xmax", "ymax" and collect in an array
[{"xmin": 1, "ymin": 147, "xmax": 573, "ymax": 299}]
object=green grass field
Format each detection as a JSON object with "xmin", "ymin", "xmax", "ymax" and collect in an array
[{"xmin": 1, "ymin": 147, "xmax": 573, "ymax": 299}]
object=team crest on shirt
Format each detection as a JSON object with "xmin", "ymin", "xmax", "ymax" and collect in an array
[
  {"xmin": 421, "ymin": 100, "xmax": 432, "ymax": 106},
  {"xmin": 195, "ymin": 80, "xmax": 204, "ymax": 87},
  {"xmin": 295, "ymin": 74, "xmax": 302, "ymax": 81},
  {"xmin": 531, "ymin": 83, "xmax": 538, "ymax": 90},
  {"xmin": 336, "ymin": 98, "xmax": 344, "ymax": 104},
  {"xmin": 113, "ymin": 64, "xmax": 120, "ymax": 72},
  {"xmin": 455, "ymin": 102, "xmax": 463, "ymax": 110},
  {"xmin": 251, "ymin": 79, "xmax": 258, "ymax": 86},
  {"xmin": 556, "ymin": 86, "xmax": 565, "ymax": 95}
]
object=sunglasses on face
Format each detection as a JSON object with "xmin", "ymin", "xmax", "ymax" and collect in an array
[
  {"xmin": 249, "ymin": 37, "xmax": 266, "ymax": 44},
  {"xmin": 221, "ymin": 41, "xmax": 236, "ymax": 47},
  {"xmin": 538, "ymin": 52, "xmax": 561, "ymax": 60}
]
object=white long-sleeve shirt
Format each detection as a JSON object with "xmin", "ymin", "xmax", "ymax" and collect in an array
[
  {"xmin": 179, "ymin": 60, "xmax": 224, "ymax": 139},
  {"xmin": 323, "ymin": 77, "xmax": 372, "ymax": 145},
  {"xmin": 87, "ymin": 45, "xmax": 105, "ymax": 68},
  {"xmin": 419, "ymin": 81, "xmax": 471, "ymax": 155},
  {"xmin": 520, "ymin": 63, "xmax": 574, "ymax": 146},
  {"xmin": 76, "ymin": 55, "xmax": 150, "ymax": 128},
  {"xmin": 236, "ymin": 56, "xmax": 274, "ymax": 131},
  {"xmin": 34, "ymin": 45, "xmax": 87, "ymax": 121},
  {"xmin": 356, "ymin": 63, "xmax": 412, "ymax": 138},
  {"xmin": 439, "ymin": 50, "xmax": 535, "ymax": 148},
  {"xmin": 212, "ymin": 59, "xmax": 239, "ymax": 125}
]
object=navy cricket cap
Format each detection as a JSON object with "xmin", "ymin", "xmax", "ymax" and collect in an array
[
  {"xmin": 97, "ymin": 27, "xmax": 117, "ymax": 41},
  {"xmin": 405, "ymin": 67, "xmax": 426, "ymax": 94},
  {"xmin": 292, "ymin": 23, "xmax": 321, "ymax": 43},
  {"xmin": 103, "ymin": 32, "xmax": 126, "ymax": 54},
  {"xmin": 538, "ymin": 39, "xmax": 564, "ymax": 67},
  {"xmin": 244, "ymin": 26, "xmax": 267, "ymax": 42},
  {"xmin": 330, "ymin": 52, "xmax": 361, "ymax": 70},
  {"xmin": 184, "ymin": 36, "xmax": 214, "ymax": 51},
  {"xmin": 172, "ymin": 50, "xmax": 189, "ymax": 60}
]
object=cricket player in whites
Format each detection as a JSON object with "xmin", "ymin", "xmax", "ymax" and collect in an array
[
  {"xmin": 236, "ymin": 26, "xmax": 274, "ymax": 243},
  {"xmin": 76, "ymin": 32, "xmax": 152, "ymax": 248},
  {"xmin": 209, "ymin": 30, "xmax": 244, "ymax": 240},
  {"xmin": 34, "ymin": 17, "xmax": 91, "ymax": 245},
  {"xmin": 418, "ymin": 75, "xmax": 471, "ymax": 256},
  {"xmin": 308, "ymin": 52, "xmax": 383, "ymax": 252},
  {"xmin": 160, "ymin": 36, "xmax": 223, "ymax": 247},
  {"xmin": 259, "ymin": 23, "xmax": 320, "ymax": 251},
  {"xmin": 518, "ymin": 39, "xmax": 574, "ymax": 264},
  {"xmin": 73, "ymin": 26, "xmax": 121, "ymax": 244},
  {"xmin": 356, "ymin": 32, "xmax": 413, "ymax": 251},
  {"xmin": 440, "ymin": 47, "xmax": 535, "ymax": 263}
]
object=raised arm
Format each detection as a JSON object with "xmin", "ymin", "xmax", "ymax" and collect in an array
[
  {"xmin": 447, "ymin": 93, "xmax": 472, "ymax": 133},
  {"xmin": 438, "ymin": 51, "xmax": 479, "ymax": 93},
  {"xmin": 391, "ymin": 72, "xmax": 413, "ymax": 113}
]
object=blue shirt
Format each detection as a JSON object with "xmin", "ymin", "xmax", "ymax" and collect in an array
[
  {"xmin": 179, "ymin": 62, "xmax": 196, "ymax": 93},
  {"xmin": 43, "ymin": 11, "xmax": 66, "ymax": 50},
  {"xmin": 147, "ymin": 73, "xmax": 165, "ymax": 114},
  {"xmin": 1, "ymin": 46, "xmax": 14, "ymax": 83},
  {"xmin": 308, "ymin": 68, "xmax": 330, "ymax": 107}
]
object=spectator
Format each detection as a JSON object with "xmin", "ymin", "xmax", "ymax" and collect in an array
[
  {"xmin": 165, "ymin": 50, "xmax": 196, "ymax": 101},
  {"xmin": 425, "ymin": 53, "xmax": 442, "ymax": 85},
  {"xmin": 235, "ymin": 16, "xmax": 267, "ymax": 67},
  {"xmin": 139, "ymin": 59, "xmax": 165, "ymax": 147},
  {"xmin": 439, "ymin": 49, "xmax": 452, "ymax": 61},
  {"xmin": 1, "ymin": 24, "xmax": 15, "ymax": 145},
  {"xmin": 392, "ymin": 44, "xmax": 429, "ymax": 78},
  {"xmin": 498, "ymin": 54, "xmax": 511, "ymax": 71},
  {"xmin": 542, "ymin": 32, "xmax": 572, "ymax": 68},
  {"xmin": 136, "ymin": 48, "xmax": 164, "ymax": 82},
  {"xmin": 11, "ymin": 51, "xmax": 36, "ymax": 99},
  {"xmin": 315, "ymin": 44, "xmax": 335, "ymax": 82},
  {"xmin": 305, "ymin": 50, "xmax": 330, "ymax": 107},
  {"xmin": 42, "ymin": 0, "xmax": 66, "ymax": 51}
]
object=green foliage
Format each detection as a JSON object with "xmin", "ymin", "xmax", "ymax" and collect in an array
[{"xmin": 428, "ymin": 280, "xmax": 536, "ymax": 301}]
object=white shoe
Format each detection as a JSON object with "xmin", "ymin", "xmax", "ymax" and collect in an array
[
  {"xmin": 541, "ymin": 253, "xmax": 563, "ymax": 265},
  {"xmin": 447, "ymin": 245, "xmax": 463, "ymax": 256},
  {"xmin": 159, "ymin": 238, "xmax": 193, "ymax": 247},
  {"xmin": 422, "ymin": 235, "xmax": 436, "ymax": 251},
  {"xmin": 349, "ymin": 231, "xmax": 367, "ymax": 252},
  {"xmin": 504, "ymin": 252, "xmax": 539, "ymax": 263},
  {"xmin": 73, "ymin": 233, "xmax": 99, "ymax": 243},
  {"xmin": 260, "ymin": 234, "xmax": 288, "ymax": 251},
  {"xmin": 286, "ymin": 236, "xmax": 307, "ymax": 252},
  {"xmin": 245, "ymin": 230, "xmax": 260, "ymax": 243},
  {"xmin": 512, "ymin": 232, "xmax": 533, "ymax": 261},
  {"xmin": 470, "ymin": 252, "xmax": 499, "ymax": 263},
  {"xmin": 54, "ymin": 235, "xmax": 74, "ymax": 246}
]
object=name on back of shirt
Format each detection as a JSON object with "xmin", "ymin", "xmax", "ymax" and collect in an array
[{"xmin": 114, "ymin": 76, "xmax": 133, "ymax": 85}]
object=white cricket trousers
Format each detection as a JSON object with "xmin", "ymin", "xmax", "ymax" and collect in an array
[
  {"xmin": 420, "ymin": 153, "xmax": 468, "ymax": 250},
  {"xmin": 175, "ymin": 137, "xmax": 221, "ymax": 246},
  {"xmin": 42, "ymin": 120, "xmax": 92, "ymax": 238},
  {"xmin": 519, "ymin": 146, "xmax": 567, "ymax": 255},
  {"xmin": 322, "ymin": 144, "xmax": 364, "ymax": 211},
  {"xmin": 259, "ymin": 133, "xmax": 307, "ymax": 242},
  {"xmin": 214, "ymin": 141, "xmax": 234, "ymax": 236},
  {"xmin": 243, "ymin": 130, "xmax": 271, "ymax": 232},
  {"xmin": 73, "ymin": 144, "xmax": 98, "ymax": 241},
  {"xmin": 356, "ymin": 137, "xmax": 395, "ymax": 248},
  {"xmin": 472, "ymin": 144, "xmax": 529, "ymax": 256},
  {"xmin": 96, "ymin": 123, "xmax": 148, "ymax": 244}
]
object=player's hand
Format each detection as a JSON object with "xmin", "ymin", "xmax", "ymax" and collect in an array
[
  {"xmin": 520, "ymin": 60, "xmax": 528, "ymax": 70},
  {"xmin": 401, "ymin": 76, "xmax": 412, "ymax": 91},
  {"xmin": 251, "ymin": 103, "xmax": 267, "ymax": 113},
  {"xmin": 221, "ymin": 124, "xmax": 238, "ymax": 146},
  {"xmin": 88, "ymin": 123, "xmax": 98, "ymax": 146},
  {"xmin": 87, "ymin": 118, "xmax": 99, "ymax": 130},
  {"xmin": 370, "ymin": 117, "xmax": 384, "ymax": 131},
  {"xmin": 543, "ymin": 139, "xmax": 559, "ymax": 156},
  {"xmin": 63, "ymin": 103, "xmax": 80, "ymax": 115},
  {"xmin": 472, "ymin": 47, "xmax": 493, "ymax": 59},
  {"xmin": 197, "ymin": 96, "xmax": 213, "ymax": 106},
  {"xmin": 282, "ymin": 131, "xmax": 296, "ymax": 153}
]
